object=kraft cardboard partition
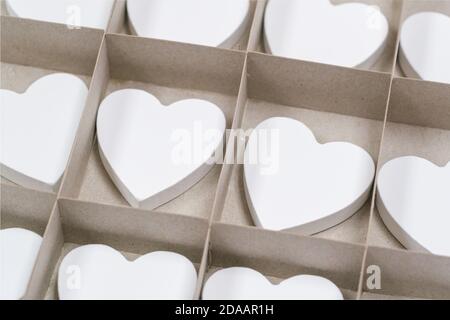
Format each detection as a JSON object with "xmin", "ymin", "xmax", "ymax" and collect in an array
[
  {"xmin": 1, "ymin": 184, "xmax": 55, "ymax": 237},
  {"xmin": 107, "ymin": 0, "xmax": 258, "ymax": 52},
  {"xmin": 247, "ymin": 0, "xmax": 404, "ymax": 73},
  {"xmin": 201, "ymin": 223, "xmax": 366, "ymax": 300}
]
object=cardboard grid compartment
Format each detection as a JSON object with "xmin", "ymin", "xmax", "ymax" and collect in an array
[{"xmin": 0, "ymin": 0, "xmax": 449, "ymax": 300}]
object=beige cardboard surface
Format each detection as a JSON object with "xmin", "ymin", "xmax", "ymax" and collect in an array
[
  {"xmin": 367, "ymin": 207, "xmax": 405, "ymax": 250},
  {"xmin": 248, "ymin": 0, "xmax": 403, "ymax": 73},
  {"xmin": 362, "ymin": 246, "xmax": 450, "ymax": 299},
  {"xmin": 360, "ymin": 292, "xmax": 421, "ymax": 300},
  {"xmin": 210, "ymin": 57, "xmax": 250, "ymax": 220},
  {"xmin": 0, "ymin": 184, "xmax": 55, "ymax": 234},
  {"xmin": 25, "ymin": 203, "xmax": 64, "ymax": 299},
  {"xmin": 59, "ymin": 198, "xmax": 208, "ymax": 256},
  {"xmin": 203, "ymin": 266, "xmax": 358, "ymax": 300},
  {"xmin": 107, "ymin": 0, "xmax": 126, "ymax": 34},
  {"xmin": 1, "ymin": 16, "xmax": 104, "ymax": 76},
  {"xmin": 246, "ymin": 53, "xmax": 391, "ymax": 121},
  {"xmin": 58, "ymin": 36, "xmax": 110, "ymax": 199},
  {"xmin": 106, "ymin": 34, "xmax": 246, "ymax": 95},
  {"xmin": 1, "ymin": 1, "xmax": 450, "ymax": 300},
  {"xmin": 388, "ymin": 78, "xmax": 450, "ymax": 131}
]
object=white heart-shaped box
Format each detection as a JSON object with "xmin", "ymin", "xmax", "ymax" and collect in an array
[
  {"xmin": 97, "ymin": 89, "xmax": 226, "ymax": 209},
  {"xmin": 264, "ymin": 0, "xmax": 389, "ymax": 68},
  {"xmin": 399, "ymin": 12, "xmax": 450, "ymax": 84},
  {"xmin": 202, "ymin": 267, "xmax": 343, "ymax": 300},
  {"xmin": 0, "ymin": 73, "xmax": 88, "ymax": 192},
  {"xmin": 58, "ymin": 245, "xmax": 198, "ymax": 300},
  {"xmin": 0, "ymin": 228, "xmax": 43, "ymax": 300},
  {"xmin": 244, "ymin": 117, "xmax": 375, "ymax": 233},
  {"xmin": 127, "ymin": 0, "xmax": 251, "ymax": 48},
  {"xmin": 5, "ymin": 0, "xmax": 115, "ymax": 29},
  {"xmin": 377, "ymin": 156, "xmax": 450, "ymax": 256}
]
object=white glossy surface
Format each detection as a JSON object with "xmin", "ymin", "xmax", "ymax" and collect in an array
[
  {"xmin": 127, "ymin": 0, "xmax": 251, "ymax": 48},
  {"xmin": 5, "ymin": 0, "xmax": 114, "ymax": 29},
  {"xmin": 264, "ymin": 0, "xmax": 389, "ymax": 68},
  {"xmin": 399, "ymin": 12, "xmax": 450, "ymax": 84},
  {"xmin": 377, "ymin": 156, "xmax": 450, "ymax": 256},
  {"xmin": 203, "ymin": 267, "xmax": 343, "ymax": 300},
  {"xmin": 0, "ymin": 73, "xmax": 88, "ymax": 191},
  {"xmin": 58, "ymin": 245, "xmax": 198, "ymax": 300},
  {"xmin": 244, "ymin": 117, "xmax": 375, "ymax": 232},
  {"xmin": 97, "ymin": 89, "xmax": 226, "ymax": 209},
  {"xmin": 0, "ymin": 228, "xmax": 43, "ymax": 300}
]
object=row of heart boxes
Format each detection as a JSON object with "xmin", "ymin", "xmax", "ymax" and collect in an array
[
  {"xmin": 2, "ymin": 227, "xmax": 345, "ymax": 300},
  {"xmin": 1, "ymin": 71, "xmax": 448, "ymax": 260},
  {"xmin": 4, "ymin": 0, "xmax": 450, "ymax": 84}
]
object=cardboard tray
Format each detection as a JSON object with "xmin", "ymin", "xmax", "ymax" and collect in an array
[{"xmin": 1, "ymin": 0, "xmax": 449, "ymax": 300}]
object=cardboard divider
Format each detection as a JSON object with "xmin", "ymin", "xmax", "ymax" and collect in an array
[
  {"xmin": 192, "ymin": 54, "xmax": 251, "ymax": 299},
  {"xmin": 247, "ymin": 0, "xmax": 403, "ymax": 73},
  {"xmin": 361, "ymin": 246, "xmax": 450, "ymax": 299},
  {"xmin": 393, "ymin": 0, "xmax": 450, "ymax": 79},
  {"xmin": 213, "ymin": 52, "xmax": 390, "ymax": 245},
  {"xmin": 27, "ymin": 198, "xmax": 209, "ymax": 300},
  {"xmin": 368, "ymin": 77, "xmax": 450, "ymax": 250},
  {"xmin": 58, "ymin": 36, "xmax": 110, "ymax": 198},
  {"xmin": 209, "ymin": 55, "xmax": 249, "ymax": 223},
  {"xmin": 1, "ymin": 16, "xmax": 104, "ymax": 76},
  {"xmin": 199, "ymin": 223, "xmax": 366, "ymax": 300},
  {"xmin": 107, "ymin": 0, "xmax": 127, "ymax": 34},
  {"xmin": 24, "ymin": 202, "xmax": 64, "ymax": 299},
  {"xmin": 59, "ymin": 34, "xmax": 246, "ymax": 220},
  {"xmin": 107, "ymin": 0, "xmax": 258, "ymax": 51},
  {"xmin": 0, "ymin": 184, "xmax": 55, "ymax": 235}
]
